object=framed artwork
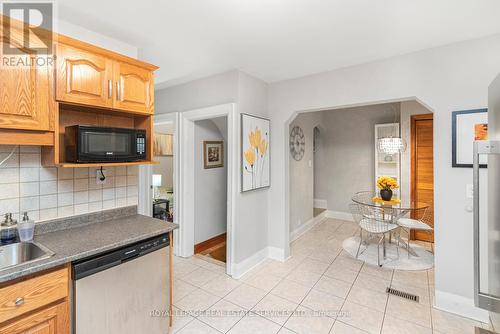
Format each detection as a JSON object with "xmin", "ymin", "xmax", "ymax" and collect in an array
[
  {"xmin": 204, "ymin": 141, "xmax": 224, "ymax": 169},
  {"xmin": 241, "ymin": 113, "xmax": 270, "ymax": 192},
  {"xmin": 452, "ymin": 108, "xmax": 488, "ymax": 168},
  {"xmin": 154, "ymin": 133, "xmax": 173, "ymax": 156}
]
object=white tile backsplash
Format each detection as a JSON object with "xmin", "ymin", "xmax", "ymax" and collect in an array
[{"xmin": 0, "ymin": 146, "xmax": 139, "ymax": 221}]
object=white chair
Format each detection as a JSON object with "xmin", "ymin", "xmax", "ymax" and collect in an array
[
  {"xmin": 397, "ymin": 206, "xmax": 433, "ymax": 257},
  {"xmin": 349, "ymin": 203, "xmax": 399, "ymax": 267}
]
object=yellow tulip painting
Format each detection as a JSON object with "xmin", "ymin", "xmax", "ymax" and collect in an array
[{"xmin": 242, "ymin": 114, "xmax": 270, "ymax": 192}]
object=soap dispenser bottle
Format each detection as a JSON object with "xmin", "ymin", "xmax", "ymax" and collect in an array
[{"xmin": 0, "ymin": 213, "xmax": 18, "ymax": 243}]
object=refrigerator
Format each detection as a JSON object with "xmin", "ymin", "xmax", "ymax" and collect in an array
[{"xmin": 473, "ymin": 74, "xmax": 500, "ymax": 313}]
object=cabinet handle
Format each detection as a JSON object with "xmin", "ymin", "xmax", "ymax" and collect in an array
[
  {"xmin": 116, "ymin": 81, "xmax": 121, "ymax": 101},
  {"xmin": 14, "ymin": 297, "xmax": 24, "ymax": 306},
  {"xmin": 108, "ymin": 80, "xmax": 113, "ymax": 98}
]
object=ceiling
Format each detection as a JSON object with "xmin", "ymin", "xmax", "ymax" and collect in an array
[{"xmin": 58, "ymin": 0, "xmax": 500, "ymax": 88}]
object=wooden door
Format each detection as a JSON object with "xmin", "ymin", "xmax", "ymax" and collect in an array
[
  {"xmin": 56, "ymin": 43, "xmax": 113, "ymax": 108},
  {"xmin": 113, "ymin": 61, "xmax": 154, "ymax": 114},
  {"xmin": 411, "ymin": 114, "xmax": 434, "ymax": 242},
  {"xmin": 0, "ymin": 20, "xmax": 54, "ymax": 131},
  {"xmin": 0, "ymin": 301, "xmax": 69, "ymax": 334}
]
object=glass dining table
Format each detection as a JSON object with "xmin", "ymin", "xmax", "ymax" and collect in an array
[{"xmin": 351, "ymin": 191, "xmax": 429, "ymax": 257}]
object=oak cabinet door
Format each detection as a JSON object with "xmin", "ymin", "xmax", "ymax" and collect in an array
[
  {"xmin": 0, "ymin": 40, "xmax": 54, "ymax": 131},
  {"xmin": 56, "ymin": 43, "xmax": 113, "ymax": 108},
  {"xmin": 0, "ymin": 301, "xmax": 69, "ymax": 334},
  {"xmin": 113, "ymin": 61, "xmax": 154, "ymax": 114}
]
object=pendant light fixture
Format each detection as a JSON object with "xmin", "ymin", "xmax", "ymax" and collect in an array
[{"xmin": 377, "ymin": 105, "xmax": 406, "ymax": 154}]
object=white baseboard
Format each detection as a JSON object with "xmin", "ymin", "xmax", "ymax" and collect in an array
[
  {"xmin": 231, "ymin": 247, "xmax": 269, "ymax": 279},
  {"xmin": 267, "ymin": 246, "xmax": 288, "ymax": 262},
  {"xmin": 434, "ymin": 290, "xmax": 490, "ymax": 323},
  {"xmin": 326, "ymin": 210, "xmax": 354, "ymax": 222},
  {"xmin": 314, "ymin": 199, "xmax": 327, "ymax": 209},
  {"xmin": 290, "ymin": 210, "xmax": 327, "ymax": 242}
]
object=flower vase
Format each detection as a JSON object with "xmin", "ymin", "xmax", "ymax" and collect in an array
[{"xmin": 380, "ymin": 189, "xmax": 393, "ymax": 201}]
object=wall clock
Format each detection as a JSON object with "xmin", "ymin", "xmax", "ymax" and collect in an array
[{"xmin": 290, "ymin": 126, "xmax": 305, "ymax": 161}]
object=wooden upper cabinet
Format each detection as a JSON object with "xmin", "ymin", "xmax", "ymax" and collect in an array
[
  {"xmin": 113, "ymin": 61, "xmax": 154, "ymax": 114},
  {"xmin": 56, "ymin": 43, "xmax": 113, "ymax": 108},
  {"xmin": 0, "ymin": 21, "xmax": 54, "ymax": 131}
]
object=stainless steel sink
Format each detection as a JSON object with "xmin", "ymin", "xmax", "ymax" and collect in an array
[{"xmin": 0, "ymin": 242, "xmax": 54, "ymax": 271}]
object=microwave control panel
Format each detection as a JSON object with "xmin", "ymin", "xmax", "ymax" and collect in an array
[{"xmin": 136, "ymin": 134, "xmax": 146, "ymax": 157}]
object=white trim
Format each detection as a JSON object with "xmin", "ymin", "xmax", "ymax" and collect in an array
[
  {"xmin": 434, "ymin": 290, "xmax": 490, "ymax": 323},
  {"xmin": 313, "ymin": 199, "xmax": 327, "ymax": 209},
  {"xmin": 290, "ymin": 210, "xmax": 327, "ymax": 242},
  {"xmin": 326, "ymin": 210, "xmax": 354, "ymax": 222},
  {"xmin": 179, "ymin": 103, "xmax": 237, "ymax": 277},
  {"xmin": 139, "ymin": 112, "xmax": 181, "ymax": 255},
  {"xmin": 267, "ymin": 246, "xmax": 288, "ymax": 262},
  {"xmin": 231, "ymin": 247, "xmax": 269, "ymax": 279}
]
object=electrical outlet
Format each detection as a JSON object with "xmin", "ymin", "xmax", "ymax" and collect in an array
[{"xmin": 96, "ymin": 168, "xmax": 107, "ymax": 184}]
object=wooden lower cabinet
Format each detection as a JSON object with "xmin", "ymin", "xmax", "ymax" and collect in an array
[
  {"xmin": 0, "ymin": 266, "xmax": 70, "ymax": 334},
  {"xmin": 0, "ymin": 300, "xmax": 69, "ymax": 334}
]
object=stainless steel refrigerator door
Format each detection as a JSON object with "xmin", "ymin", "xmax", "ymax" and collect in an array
[
  {"xmin": 74, "ymin": 247, "xmax": 170, "ymax": 334},
  {"xmin": 474, "ymin": 140, "xmax": 500, "ymax": 312}
]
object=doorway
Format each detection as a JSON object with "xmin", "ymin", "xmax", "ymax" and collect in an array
[{"xmin": 411, "ymin": 113, "xmax": 434, "ymax": 242}]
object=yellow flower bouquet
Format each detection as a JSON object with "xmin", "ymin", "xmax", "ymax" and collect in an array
[
  {"xmin": 376, "ymin": 176, "xmax": 399, "ymax": 201},
  {"xmin": 376, "ymin": 176, "xmax": 399, "ymax": 190}
]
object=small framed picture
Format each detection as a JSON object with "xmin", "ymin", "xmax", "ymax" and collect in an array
[
  {"xmin": 204, "ymin": 141, "xmax": 224, "ymax": 169},
  {"xmin": 452, "ymin": 108, "xmax": 488, "ymax": 168}
]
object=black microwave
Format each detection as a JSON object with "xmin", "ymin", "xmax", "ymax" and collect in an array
[{"xmin": 65, "ymin": 125, "xmax": 147, "ymax": 163}]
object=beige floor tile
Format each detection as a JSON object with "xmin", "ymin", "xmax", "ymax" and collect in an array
[
  {"xmin": 315, "ymin": 276, "xmax": 352, "ymax": 299},
  {"xmin": 197, "ymin": 299, "xmax": 247, "ymax": 333},
  {"xmin": 382, "ymin": 315, "xmax": 432, "ymax": 334},
  {"xmin": 174, "ymin": 279, "xmax": 199, "ymax": 303},
  {"xmin": 284, "ymin": 306, "xmax": 335, "ymax": 334},
  {"xmin": 353, "ymin": 272, "xmax": 391, "ymax": 294},
  {"xmin": 174, "ymin": 261, "xmax": 200, "ymax": 277},
  {"xmin": 307, "ymin": 248, "xmax": 340, "ymax": 264},
  {"xmin": 295, "ymin": 258, "xmax": 330, "ymax": 275},
  {"xmin": 177, "ymin": 319, "xmax": 222, "ymax": 334},
  {"xmin": 346, "ymin": 285, "xmax": 388, "ymax": 312},
  {"xmin": 175, "ymin": 288, "xmax": 221, "ymax": 315},
  {"xmin": 224, "ymin": 283, "xmax": 268, "ymax": 309},
  {"xmin": 324, "ymin": 266, "xmax": 359, "ymax": 284},
  {"xmin": 329, "ymin": 256, "xmax": 363, "ymax": 273},
  {"xmin": 392, "ymin": 270, "xmax": 428, "ymax": 288},
  {"xmin": 259, "ymin": 261, "xmax": 296, "ymax": 278},
  {"xmin": 252, "ymin": 293, "xmax": 299, "ymax": 325},
  {"xmin": 385, "ymin": 295, "xmax": 431, "ymax": 328},
  {"xmin": 170, "ymin": 306, "xmax": 195, "ymax": 333},
  {"xmin": 270, "ymin": 279, "xmax": 311, "ymax": 304},
  {"xmin": 227, "ymin": 313, "xmax": 281, "ymax": 334},
  {"xmin": 242, "ymin": 270, "xmax": 282, "ymax": 292},
  {"xmin": 432, "ymin": 308, "xmax": 484, "ymax": 334},
  {"xmin": 181, "ymin": 267, "xmax": 222, "ymax": 287},
  {"xmin": 286, "ymin": 268, "xmax": 322, "ymax": 288},
  {"xmin": 201, "ymin": 275, "xmax": 242, "ymax": 298},
  {"xmin": 340, "ymin": 301, "xmax": 384, "ymax": 334},
  {"xmin": 329, "ymin": 321, "xmax": 369, "ymax": 334},
  {"xmin": 277, "ymin": 328, "xmax": 296, "ymax": 334},
  {"xmin": 301, "ymin": 288, "xmax": 344, "ymax": 317},
  {"xmin": 360, "ymin": 264, "xmax": 393, "ymax": 281}
]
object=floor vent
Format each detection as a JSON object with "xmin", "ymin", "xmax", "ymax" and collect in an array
[{"xmin": 386, "ymin": 287, "xmax": 419, "ymax": 302}]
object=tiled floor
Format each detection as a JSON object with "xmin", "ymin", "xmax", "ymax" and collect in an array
[{"xmin": 171, "ymin": 218, "xmax": 493, "ymax": 334}]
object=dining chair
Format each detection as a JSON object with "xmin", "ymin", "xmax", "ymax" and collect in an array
[
  {"xmin": 350, "ymin": 203, "xmax": 399, "ymax": 267},
  {"xmin": 397, "ymin": 206, "xmax": 433, "ymax": 258}
]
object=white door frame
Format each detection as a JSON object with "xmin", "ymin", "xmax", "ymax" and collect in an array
[
  {"xmin": 139, "ymin": 112, "xmax": 181, "ymax": 255},
  {"xmin": 178, "ymin": 103, "xmax": 236, "ymax": 276}
]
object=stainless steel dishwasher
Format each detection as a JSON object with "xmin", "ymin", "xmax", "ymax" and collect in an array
[{"xmin": 72, "ymin": 234, "xmax": 170, "ymax": 334}]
